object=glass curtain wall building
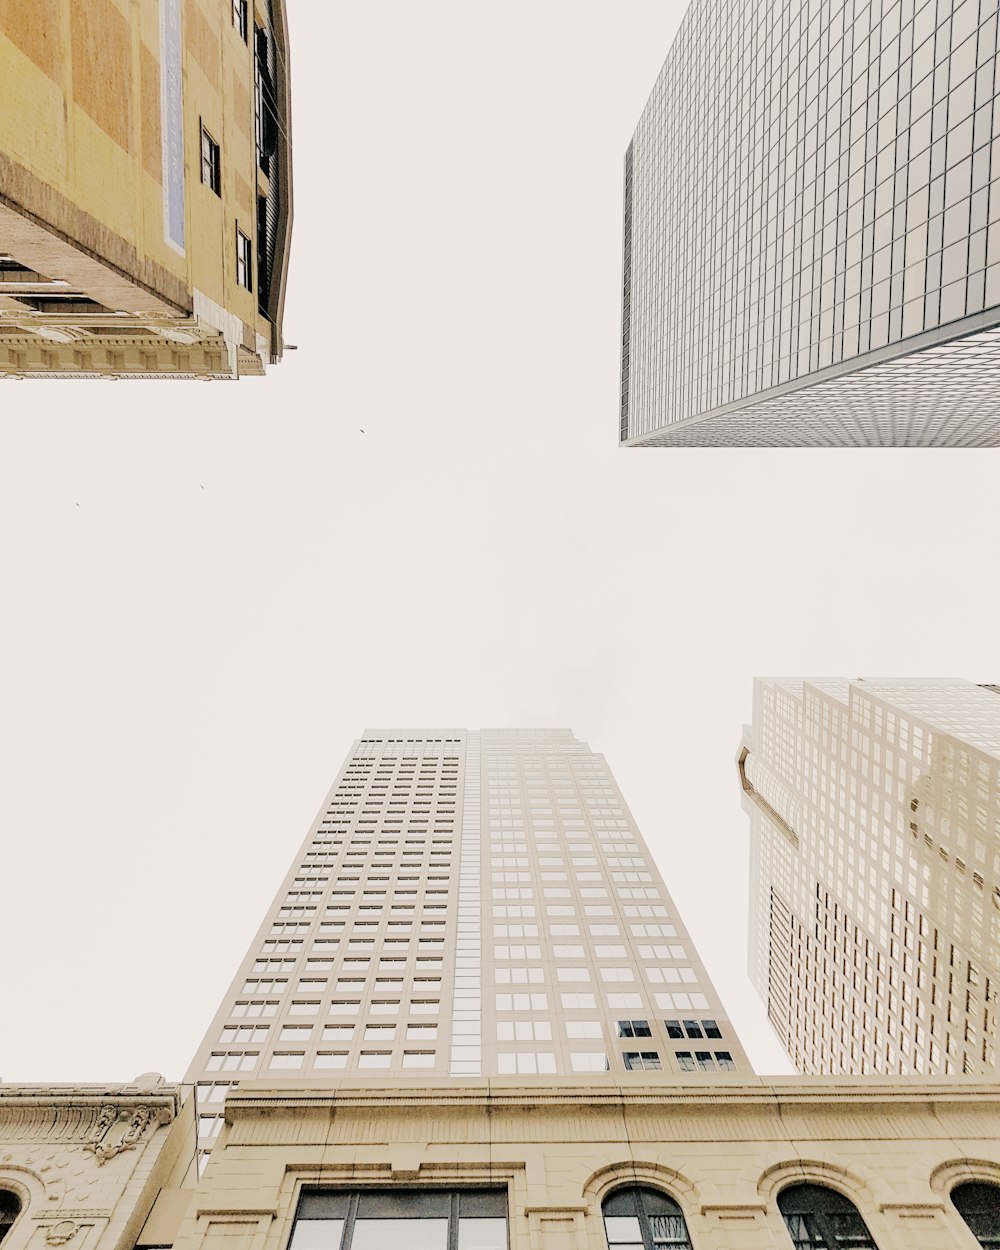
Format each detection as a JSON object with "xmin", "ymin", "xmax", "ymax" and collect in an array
[
  {"xmin": 620, "ymin": 0, "xmax": 1000, "ymax": 446},
  {"xmin": 740, "ymin": 677, "xmax": 1000, "ymax": 1075},
  {"xmin": 186, "ymin": 728, "xmax": 748, "ymax": 1166}
]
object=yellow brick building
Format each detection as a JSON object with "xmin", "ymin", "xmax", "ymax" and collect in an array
[{"xmin": 0, "ymin": 0, "xmax": 291, "ymax": 379}]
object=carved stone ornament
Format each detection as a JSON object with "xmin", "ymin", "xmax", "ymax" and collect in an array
[
  {"xmin": 81, "ymin": 1104, "xmax": 154, "ymax": 1165},
  {"xmin": 45, "ymin": 1222, "xmax": 79, "ymax": 1246}
]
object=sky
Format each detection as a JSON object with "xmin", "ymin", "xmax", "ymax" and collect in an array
[{"xmin": 2, "ymin": 0, "xmax": 1000, "ymax": 1085}]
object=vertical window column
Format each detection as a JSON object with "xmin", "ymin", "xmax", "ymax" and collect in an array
[{"xmin": 451, "ymin": 732, "xmax": 482, "ymax": 1075}]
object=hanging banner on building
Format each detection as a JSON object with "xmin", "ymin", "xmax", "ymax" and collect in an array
[{"xmin": 159, "ymin": 0, "xmax": 185, "ymax": 254}]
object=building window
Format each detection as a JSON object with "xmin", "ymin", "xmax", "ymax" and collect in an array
[
  {"xmin": 951, "ymin": 1181, "xmax": 1000, "ymax": 1247},
  {"xmin": 232, "ymin": 0, "xmax": 248, "ymax": 39},
  {"xmin": 200, "ymin": 126, "xmax": 221, "ymax": 195},
  {"xmin": 236, "ymin": 228, "xmax": 252, "ymax": 290},
  {"xmin": 0, "ymin": 1192, "xmax": 21, "ymax": 1245},
  {"xmin": 616, "ymin": 1020, "xmax": 651, "ymax": 1038},
  {"xmin": 777, "ymin": 1184, "xmax": 878, "ymax": 1250},
  {"xmin": 603, "ymin": 1185, "xmax": 692, "ymax": 1250},
  {"xmin": 622, "ymin": 1051, "xmax": 661, "ymax": 1071},
  {"xmin": 570, "ymin": 1052, "xmax": 610, "ymax": 1072},
  {"xmin": 287, "ymin": 1189, "xmax": 508, "ymax": 1250}
]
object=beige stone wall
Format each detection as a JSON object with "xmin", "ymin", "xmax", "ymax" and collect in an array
[
  {"xmin": 168, "ymin": 1076, "xmax": 1000, "ymax": 1250},
  {"xmin": 0, "ymin": 1077, "xmax": 193, "ymax": 1250},
  {"xmin": 0, "ymin": 0, "xmax": 291, "ymax": 373}
]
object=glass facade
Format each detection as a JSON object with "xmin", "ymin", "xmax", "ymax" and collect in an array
[{"xmin": 621, "ymin": 0, "xmax": 1000, "ymax": 446}]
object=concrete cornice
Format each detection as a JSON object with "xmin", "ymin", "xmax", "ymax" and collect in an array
[{"xmin": 224, "ymin": 1076, "xmax": 1000, "ymax": 1117}]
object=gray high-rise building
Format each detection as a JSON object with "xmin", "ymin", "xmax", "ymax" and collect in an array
[
  {"xmin": 740, "ymin": 677, "xmax": 1000, "ymax": 1076},
  {"xmin": 186, "ymin": 728, "xmax": 748, "ymax": 1167},
  {"xmin": 620, "ymin": 0, "xmax": 1000, "ymax": 446}
]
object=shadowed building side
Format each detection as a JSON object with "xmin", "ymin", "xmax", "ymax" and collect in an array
[{"xmin": 0, "ymin": 0, "xmax": 292, "ymax": 380}]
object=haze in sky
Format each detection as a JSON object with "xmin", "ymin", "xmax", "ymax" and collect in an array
[{"xmin": 2, "ymin": 1, "xmax": 999, "ymax": 1083}]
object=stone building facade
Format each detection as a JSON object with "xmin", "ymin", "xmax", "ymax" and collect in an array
[
  {"xmin": 0, "ymin": 0, "xmax": 292, "ymax": 379},
  {"xmin": 0, "ymin": 1077, "xmax": 192, "ymax": 1250},
  {"xmin": 142, "ymin": 1077, "xmax": 1000, "ymax": 1250}
]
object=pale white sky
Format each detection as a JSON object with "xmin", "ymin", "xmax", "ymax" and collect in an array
[{"xmin": 2, "ymin": 1, "xmax": 999, "ymax": 1084}]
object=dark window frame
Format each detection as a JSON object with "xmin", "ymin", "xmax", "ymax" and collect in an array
[
  {"xmin": 603, "ymin": 1185, "xmax": 693, "ymax": 1250},
  {"xmin": 236, "ymin": 227, "xmax": 253, "ymax": 291},
  {"xmin": 777, "ymin": 1182, "xmax": 878, "ymax": 1250},
  {"xmin": 622, "ymin": 1051, "xmax": 662, "ymax": 1071},
  {"xmin": 0, "ymin": 1191, "xmax": 21, "ymax": 1245},
  {"xmin": 616, "ymin": 1020, "xmax": 652, "ymax": 1038},
  {"xmin": 288, "ymin": 1188, "xmax": 509, "ymax": 1250},
  {"xmin": 951, "ymin": 1181, "xmax": 1000, "ymax": 1248},
  {"xmin": 232, "ymin": 0, "xmax": 248, "ymax": 40},
  {"xmin": 200, "ymin": 123, "xmax": 221, "ymax": 196}
]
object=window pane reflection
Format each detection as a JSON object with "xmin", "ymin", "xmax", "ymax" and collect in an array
[
  {"xmin": 290, "ymin": 1221, "xmax": 345, "ymax": 1250},
  {"xmin": 352, "ymin": 1219, "xmax": 447, "ymax": 1250},
  {"xmin": 457, "ymin": 1218, "xmax": 507, "ymax": 1250}
]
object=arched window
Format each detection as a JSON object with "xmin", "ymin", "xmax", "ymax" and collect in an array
[
  {"xmin": 951, "ymin": 1181, "xmax": 1000, "ymax": 1247},
  {"xmin": 777, "ymin": 1183, "xmax": 877, "ymax": 1250},
  {"xmin": 602, "ymin": 1185, "xmax": 693, "ymax": 1250},
  {"xmin": 0, "ymin": 1192, "xmax": 21, "ymax": 1244}
]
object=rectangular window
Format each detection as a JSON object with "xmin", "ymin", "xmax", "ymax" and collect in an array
[
  {"xmin": 616, "ymin": 1020, "xmax": 651, "ymax": 1038},
  {"xmin": 496, "ymin": 1052, "xmax": 556, "ymax": 1074},
  {"xmin": 232, "ymin": 0, "xmax": 248, "ymax": 39},
  {"xmin": 289, "ymin": 1189, "xmax": 507, "ymax": 1250},
  {"xmin": 237, "ymin": 227, "xmax": 252, "ymax": 290},
  {"xmin": 565, "ymin": 1021, "xmax": 602, "ymax": 1038},
  {"xmin": 269, "ymin": 1052, "xmax": 304, "ymax": 1069},
  {"xmin": 402, "ymin": 1051, "xmax": 435, "ymax": 1069},
  {"xmin": 622, "ymin": 1051, "xmax": 661, "ymax": 1071},
  {"xmin": 570, "ymin": 1052, "xmax": 610, "ymax": 1072},
  {"xmin": 358, "ymin": 1052, "xmax": 392, "ymax": 1069},
  {"xmin": 200, "ymin": 124, "xmax": 221, "ymax": 195}
]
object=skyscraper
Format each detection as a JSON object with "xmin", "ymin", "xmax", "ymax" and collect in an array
[
  {"xmin": 186, "ymin": 728, "xmax": 748, "ymax": 1165},
  {"xmin": 740, "ymin": 677, "xmax": 1000, "ymax": 1076},
  {"xmin": 0, "ymin": 0, "xmax": 291, "ymax": 379},
  {"xmin": 620, "ymin": 0, "xmax": 1000, "ymax": 447}
]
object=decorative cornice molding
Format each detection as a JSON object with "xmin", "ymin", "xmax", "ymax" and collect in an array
[
  {"xmin": 0, "ymin": 1083, "xmax": 181, "ymax": 1149},
  {"xmin": 224, "ymin": 1077, "xmax": 1000, "ymax": 1119}
]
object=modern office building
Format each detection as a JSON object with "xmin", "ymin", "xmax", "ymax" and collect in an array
[
  {"xmin": 5, "ymin": 734, "xmax": 1000, "ymax": 1250},
  {"xmin": 740, "ymin": 677, "xmax": 1000, "ymax": 1076},
  {"xmin": 620, "ymin": 0, "xmax": 1000, "ymax": 446},
  {"xmin": 185, "ymin": 728, "xmax": 749, "ymax": 1166},
  {"xmin": 0, "ymin": 0, "xmax": 291, "ymax": 379}
]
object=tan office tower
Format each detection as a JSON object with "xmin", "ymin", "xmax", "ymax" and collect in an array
[
  {"xmin": 186, "ymin": 728, "xmax": 748, "ymax": 1166},
  {"xmin": 0, "ymin": 0, "xmax": 291, "ymax": 379},
  {"xmin": 740, "ymin": 677, "xmax": 1000, "ymax": 1077}
]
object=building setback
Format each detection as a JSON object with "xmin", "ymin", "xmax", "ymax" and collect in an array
[
  {"xmin": 741, "ymin": 677, "xmax": 1000, "ymax": 1075},
  {"xmin": 620, "ymin": 0, "xmax": 1000, "ymax": 446},
  {"xmin": 185, "ymin": 728, "xmax": 749, "ymax": 1167},
  {"xmin": 0, "ymin": 0, "xmax": 291, "ymax": 379}
]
